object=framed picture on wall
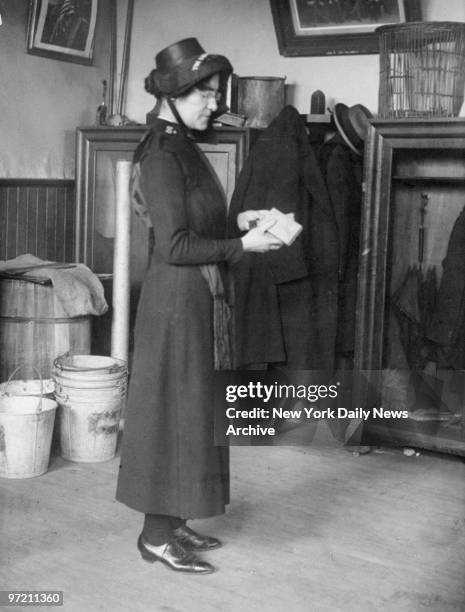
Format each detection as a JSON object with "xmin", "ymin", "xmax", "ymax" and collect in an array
[
  {"xmin": 269, "ymin": 0, "xmax": 421, "ymax": 56},
  {"xmin": 27, "ymin": 0, "xmax": 98, "ymax": 65}
]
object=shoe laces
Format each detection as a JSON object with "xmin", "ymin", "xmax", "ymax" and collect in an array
[{"xmin": 169, "ymin": 539, "xmax": 197, "ymax": 563}]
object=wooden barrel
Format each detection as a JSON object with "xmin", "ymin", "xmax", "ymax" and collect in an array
[{"xmin": 0, "ymin": 279, "xmax": 91, "ymax": 381}]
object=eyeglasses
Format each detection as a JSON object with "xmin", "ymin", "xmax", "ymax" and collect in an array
[{"xmin": 193, "ymin": 88, "xmax": 222, "ymax": 104}]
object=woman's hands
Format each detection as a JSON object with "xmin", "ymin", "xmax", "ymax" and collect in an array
[
  {"xmin": 240, "ymin": 217, "xmax": 283, "ymax": 253},
  {"xmin": 236, "ymin": 209, "xmax": 272, "ymax": 231},
  {"xmin": 237, "ymin": 209, "xmax": 283, "ymax": 253}
]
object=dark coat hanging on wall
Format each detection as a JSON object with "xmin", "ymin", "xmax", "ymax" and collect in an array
[
  {"xmin": 228, "ymin": 105, "xmax": 344, "ymax": 371},
  {"xmin": 318, "ymin": 134, "xmax": 363, "ymax": 357}
]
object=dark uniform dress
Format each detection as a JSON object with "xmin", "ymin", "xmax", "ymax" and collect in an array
[{"xmin": 116, "ymin": 118, "xmax": 242, "ymax": 519}]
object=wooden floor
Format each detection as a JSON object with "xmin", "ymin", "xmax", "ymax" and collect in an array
[{"xmin": 2, "ymin": 424, "xmax": 465, "ymax": 612}]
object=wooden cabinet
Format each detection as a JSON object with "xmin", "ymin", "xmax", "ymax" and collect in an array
[
  {"xmin": 75, "ymin": 125, "xmax": 253, "ymax": 274},
  {"xmin": 355, "ymin": 118, "xmax": 465, "ymax": 455},
  {"xmin": 74, "ymin": 125, "xmax": 255, "ymax": 354}
]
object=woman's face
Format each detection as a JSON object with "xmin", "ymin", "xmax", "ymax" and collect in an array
[{"xmin": 174, "ymin": 74, "xmax": 220, "ymax": 131}]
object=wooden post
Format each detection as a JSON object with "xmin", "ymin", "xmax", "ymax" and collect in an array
[
  {"xmin": 116, "ymin": 0, "xmax": 134, "ymax": 118},
  {"xmin": 111, "ymin": 161, "xmax": 131, "ymax": 363},
  {"xmin": 108, "ymin": 0, "xmax": 117, "ymax": 118}
]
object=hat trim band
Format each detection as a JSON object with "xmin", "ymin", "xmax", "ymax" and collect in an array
[
  {"xmin": 333, "ymin": 110, "xmax": 363, "ymax": 155},
  {"xmin": 192, "ymin": 53, "xmax": 209, "ymax": 71}
]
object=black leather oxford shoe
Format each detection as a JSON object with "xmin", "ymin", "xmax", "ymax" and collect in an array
[
  {"xmin": 173, "ymin": 525, "xmax": 222, "ymax": 550},
  {"xmin": 137, "ymin": 535, "xmax": 215, "ymax": 574}
]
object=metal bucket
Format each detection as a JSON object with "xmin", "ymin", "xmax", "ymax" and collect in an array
[
  {"xmin": 53, "ymin": 355, "xmax": 127, "ymax": 463},
  {"xmin": 0, "ymin": 395, "xmax": 57, "ymax": 479},
  {"xmin": 53, "ymin": 355, "xmax": 127, "ymax": 389},
  {"xmin": 0, "ymin": 378, "xmax": 55, "ymax": 397},
  {"xmin": 237, "ymin": 76, "xmax": 286, "ymax": 128}
]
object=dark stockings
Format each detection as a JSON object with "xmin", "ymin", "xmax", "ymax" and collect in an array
[{"xmin": 142, "ymin": 514, "xmax": 186, "ymax": 545}]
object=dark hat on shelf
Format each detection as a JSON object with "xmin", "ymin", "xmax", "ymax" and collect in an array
[
  {"xmin": 333, "ymin": 103, "xmax": 373, "ymax": 155},
  {"xmin": 150, "ymin": 37, "xmax": 233, "ymax": 98}
]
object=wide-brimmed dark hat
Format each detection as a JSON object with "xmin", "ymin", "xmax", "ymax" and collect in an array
[
  {"xmin": 333, "ymin": 103, "xmax": 373, "ymax": 155},
  {"xmin": 152, "ymin": 37, "xmax": 233, "ymax": 97}
]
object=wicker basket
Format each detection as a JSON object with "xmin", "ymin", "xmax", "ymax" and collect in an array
[{"xmin": 377, "ymin": 21, "xmax": 465, "ymax": 119}]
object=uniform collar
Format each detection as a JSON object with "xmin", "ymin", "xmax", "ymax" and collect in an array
[
  {"xmin": 152, "ymin": 117, "xmax": 215, "ymax": 143},
  {"xmin": 152, "ymin": 117, "xmax": 188, "ymax": 137}
]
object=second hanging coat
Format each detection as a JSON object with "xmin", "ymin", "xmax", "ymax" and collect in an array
[{"xmin": 228, "ymin": 105, "xmax": 344, "ymax": 371}]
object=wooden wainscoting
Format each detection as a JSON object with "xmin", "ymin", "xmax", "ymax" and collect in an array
[{"xmin": 0, "ymin": 179, "xmax": 75, "ymax": 262}]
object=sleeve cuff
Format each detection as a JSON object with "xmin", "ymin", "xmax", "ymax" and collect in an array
[{"xmin": 225, "ymin": 237, "xmax": 243, "ymax": 263}]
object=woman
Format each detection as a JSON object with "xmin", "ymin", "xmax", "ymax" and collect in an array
[{"xmin": 115, "ymin": 38, "xmax": 282, "ymax": 575}]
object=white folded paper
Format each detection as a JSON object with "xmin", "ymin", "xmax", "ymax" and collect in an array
[{"xmin": 257, "ymin": 208, "xmax": 303, "ymax": 246}]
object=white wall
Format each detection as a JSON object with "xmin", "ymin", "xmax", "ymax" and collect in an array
[
  {"xmin": 125, "ymin": 0, "xmax": 465, "ymax": 124},
  {"xmin": 2, "ymin": 0, "xmax": 464, "ymax": 178},
  {"xmin": 0, "ymin": 0, "xmax": 111, "ymax": 178}
]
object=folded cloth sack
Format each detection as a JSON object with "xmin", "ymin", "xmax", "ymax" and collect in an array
[{"xmin": 0, "ymin": 254, "xmax": 108, "ymax": 317}]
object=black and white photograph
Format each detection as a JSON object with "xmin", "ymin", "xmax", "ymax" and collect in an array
[{"xmin": 1, "ymin": 0, "xmax": 465, "ymax": 610}]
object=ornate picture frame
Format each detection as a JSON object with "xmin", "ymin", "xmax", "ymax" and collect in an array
[
  {"xmin": 269, "ymin": 0, "xmax": 421, "ymax": 56},
  {"xmin": 27, "ymin": 0, "xmax": 98, "ymax": 65}
]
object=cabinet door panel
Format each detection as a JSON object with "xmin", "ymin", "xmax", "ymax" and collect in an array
[{"xmin": 198, "ymin": 142, "xmax": 237, "ymax": 205}]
